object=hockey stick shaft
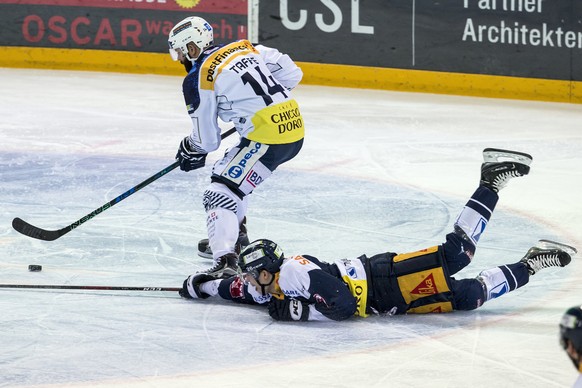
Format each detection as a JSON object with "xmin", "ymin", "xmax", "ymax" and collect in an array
[
  {"xmin": 12, "ymin": 162, "xmax": 180, "ymax": 241},
  {"xmin": 12, "ymin": 127, "xmax": 237, "ymax": 241},
  {"xmin": 0, "ymin": 284, "xmax": 180, "ymax": 292}
]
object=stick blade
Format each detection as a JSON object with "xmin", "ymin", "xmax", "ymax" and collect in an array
[{"xmin": 12, "ymin": 217, "xmax": 64, "ymax": 241}]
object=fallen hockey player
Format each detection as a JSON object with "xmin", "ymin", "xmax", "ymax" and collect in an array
[{"xmin": 178, "ymin": 148, "xmax": 577, "ymax": 321}]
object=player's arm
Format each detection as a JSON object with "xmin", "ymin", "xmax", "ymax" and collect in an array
[
  {"xmin": 176, "ymin": 74, "xmax": 223, "ymax": 171},
  {"xmin": 306, "ymin": 269, "xmax": 358, "ymax": 321},
  {"xmin": 217, "ymin": 275, "xmax": 271, "ymax": 305},
  {"xmin": 179, "ymin": 273, "xmax": 270, "ymax": 306},
  {"xmin": 182, "ymin": 74, "xmax": 222, "ymax": 153},
  {"xmin": 271, "ymin": 257, "xmax": 357, "ymax": 322},
  {"xmin": 255, "ymin": 44, "xmax": 303, "ymax": 90}
]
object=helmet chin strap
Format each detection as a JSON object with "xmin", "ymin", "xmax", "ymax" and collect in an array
[
  {"xmin": 257, "ymin": 272, "xmax": 275, "ymax": 296},
  {"xmin": 183, "ymin": 59, "xmax": 193, "ymax": 73},
  {"xmin": 185, "ymin": 51, "xmax": 197, "ymax": 62}
]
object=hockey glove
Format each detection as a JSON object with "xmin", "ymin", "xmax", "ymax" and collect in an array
[
  {"xmin": 268, "ymin": 298, "xmax": 309, "ymax": 321},
  {"xmin": 178, "ymin": 273, "xmax": 216, "ymax": 299},
  {"xmin": 176, "ymin": 136, "xmax": 207, "ymax": 172}
]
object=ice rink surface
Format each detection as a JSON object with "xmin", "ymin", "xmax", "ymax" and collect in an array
[{"xmin": 0, "ymin": 68, "xmax": 581, "ymax": 388}]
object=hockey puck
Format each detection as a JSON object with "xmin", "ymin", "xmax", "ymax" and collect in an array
[{"xmin": 28, "ymin": 265, "xmax": 42, "ymax": 272}]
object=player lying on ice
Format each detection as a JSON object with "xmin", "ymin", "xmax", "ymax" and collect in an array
[{"xmin": 178, "ymin": 148, "xmax": 577, "ymax": 321}]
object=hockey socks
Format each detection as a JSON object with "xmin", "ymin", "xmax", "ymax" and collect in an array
[
  {"xmin": 454, "ymin": 186, "xmax": 498, "ymax": 246},
  {"xmin": 477, "ymin": 263, "xmax": 529, "ymax": 302}
]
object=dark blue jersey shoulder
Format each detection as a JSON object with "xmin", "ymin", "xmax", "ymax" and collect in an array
[
  {"xmin": 182, "ymin": 45, "xmax": 225, "ymax": 114},
  {"xmin": 301, "ymin": 255, "xmax": 339, "ymax": 275},
  {"xmin": 300, "ymin": 254, "xmax": 358, "ymax": 320}
]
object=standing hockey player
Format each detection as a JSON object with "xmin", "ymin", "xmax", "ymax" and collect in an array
[
  {"xmin": 179, "ymin": 148, "xmax": 576, "ymax": 321},
  {"xmin": 168, "ymin": 16, "xmax": 305, "ymax": 277},
  {"xmin": 560, "ymin": 305, "xmax": 582, "ymax": 387}
]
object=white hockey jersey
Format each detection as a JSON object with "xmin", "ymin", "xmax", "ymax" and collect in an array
[
  {"xmin": 214, "ymin": 255, "xmax": 359, "ymax": 321},
  {"xmin": 182, "ymin": 40, "xmax": 304, "ymax": 153}
]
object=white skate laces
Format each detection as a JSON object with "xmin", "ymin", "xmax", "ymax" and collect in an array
[
  {"xmin": 520, "ymin": 240, "xmax": 576, "ymax": 276},
  {"xmin": 490, "ymin": 168, "xmax": 524, "ymax": 191}
]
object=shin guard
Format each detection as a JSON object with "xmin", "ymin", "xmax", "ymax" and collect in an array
[
  {"xmin": 203, "ymin": 183, "xmax": 245, "ymax": 261},
  {"xmin": 454, "ymin": 186, "xmax": 498, "ymax": 246},
  {"xmin": 478, "ymin": 263, "xmax": 528, "ymax": 302}
]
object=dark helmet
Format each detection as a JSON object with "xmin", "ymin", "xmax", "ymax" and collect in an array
[
  {"xmin": 238, "ymin": 239, "xmax": 284, "ymax": 280},
  {"xmin": 560, "ymin": 305, "xmax": 582, "ymax": 367}
]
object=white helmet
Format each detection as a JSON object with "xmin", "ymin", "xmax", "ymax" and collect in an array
[{"xmin": 168, "ymin": 16, "xmax": 213, "ymax": 61}]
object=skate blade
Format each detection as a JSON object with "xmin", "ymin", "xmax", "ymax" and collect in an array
[
  {"xmin": 538, "ymin": 239, "xmax": 578, "ymax": 256},
  {"xmin": 197, "ymin": 251, "xmax": 214, "ymax": 259},
  {"xmin": 483, "ymin": 148, "xmax": 533, "ymax": 166}
]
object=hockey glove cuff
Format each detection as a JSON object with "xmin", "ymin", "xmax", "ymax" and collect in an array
[
  {"xmin": 178, "ymin": 274, "xmax": 216, "ymax": 299},
  {"xmin": 176, "ymin": 136, "xmax": 207, "ymax": 172},
  {"xmin": 268, "ymin": 298, "xmax": 309, "ymax": 321}
]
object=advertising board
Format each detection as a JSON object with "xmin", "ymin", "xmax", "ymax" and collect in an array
[
  {"xmin": 0, "ymin": 0, "xmax": 248, "ymax": 52},
  {"xmin": 259, "ymin": 0, "xmax": 581, "ymax": 81}
]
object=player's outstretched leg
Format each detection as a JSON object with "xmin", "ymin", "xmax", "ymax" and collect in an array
[
  {"xmin": 520, "ymin": 239, "xmax": 576, "ymax": 275},
  {"xmin": 452, "ymin": 240, "xmax": 575, "ymax": 311},
  {"xmin": 478, "ymin": 240, "xmax": 574, "ymax": 303},
  {"xmin": 480, "ymin": 148, "xmax": 532, "ymax": 192},
  {"xmin": 449, "ymin": 148, "xmax": 533, "ymax": 274},
  {"xmin": 456, "ymin": 149, "xmax": 533, "ymax": 243}
]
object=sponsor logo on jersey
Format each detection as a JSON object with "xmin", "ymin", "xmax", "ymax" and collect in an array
[
  {"xmin": 254, "ymin": 294, "xmax": 271, "ymax": 304},
  {"xmin": 228, "ymin": 165, "xmax": 244, "ymax": 179},
  {"xmin": 353, "ymin": 284, "xmax": 365, "ymax": 315},
  {"xmin": 407, "ymin": 301, "xmax": 453, "ymax": 314},
  {"xmin": 488, "ymin": 281, "xmax": 509, "ymax": 299},
  {"xmin": 336, "ymin": 258, "xmax": 369, "ymax": 317},
  {"xmin": 472, "ymin": 217, "xmax": 487, "ymax": 242},
  {"xmin": 248, "ymin": 99, "xmax": 305, "ymax": 144},
  {"xmin": 201, "ymin": 40, "xmax": 257, "ymax": 89},
  {"xmin": 227, "ymin": 142, "xmax": 262, "ymax": 179},
  {"xmin": 282, "ymin": 289, "xmax": 302, "ymax": 298},
  {"xmin": 245, "ymin": 169, "xmax": 263, "ymax": 188},
  {"xmin": 270, "ymin": 102, "xmax": 303, "ymax": 135},
  {"xmin": 410, "ymin": 273, "xmax": 438, "ymax": 296}
]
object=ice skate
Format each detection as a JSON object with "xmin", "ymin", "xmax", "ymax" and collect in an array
[
  {"xmin": 197, "ymin": 239, "xmax": 213, "ymax": 259},
  {"xmin": 480, "ymin": 148, "xmax": 532, "ymax": 192},
  {"xmin": 197, "ymin": 218, "xmax": 250, "ymax": 259},
  {"xmin": 520, "ymin": 240, "xmax": 576, "ymax": 276},
  {"xmin": 199, "ymin": 253, "xmax": 241, "ymax": 279}
]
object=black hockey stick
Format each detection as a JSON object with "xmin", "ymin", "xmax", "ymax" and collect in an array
[
  {"xmin": 12, "ymin": 127, "xmax": 237, "ymax": 241},
  {"xmin": 0, "ymin": 284, "xmax": 180, "ymax": 292}
]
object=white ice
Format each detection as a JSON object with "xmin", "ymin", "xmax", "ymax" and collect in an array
[{"xmin": 0, "ymin": 68, "xmax": 581, "ymax": 388}]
